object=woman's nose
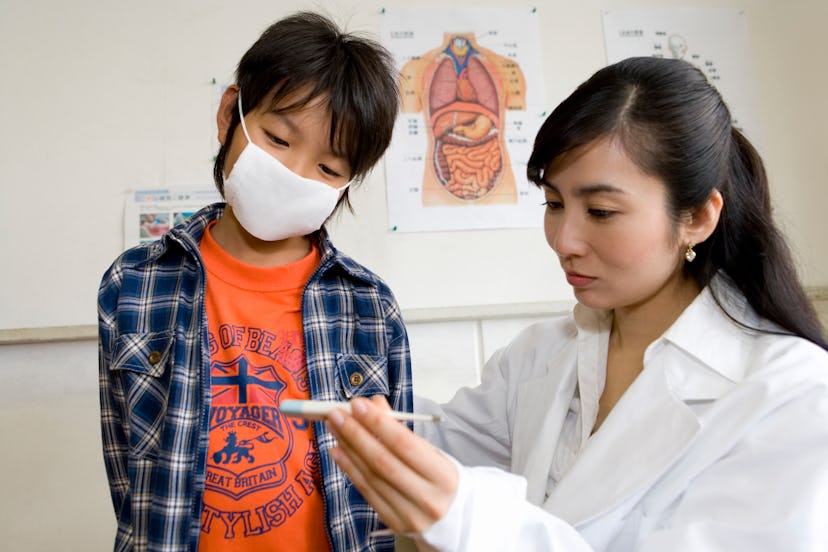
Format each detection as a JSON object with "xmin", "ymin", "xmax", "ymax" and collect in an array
[{"xmin": 547, "ymin": 213, "xmax": 586, "ymax": 257}]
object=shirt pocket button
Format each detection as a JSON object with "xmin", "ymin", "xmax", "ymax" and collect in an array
[
  {"xmin": 349, "ymin": 372, "xmax": 364, "ymax": 386},
  {"xmin": 148, "ymin": 351, "xmax": 162, "ymax": 365}
]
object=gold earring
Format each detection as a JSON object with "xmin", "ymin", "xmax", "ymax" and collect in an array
[{"xmin": 685, "ymin": 244, "xmax": 696, "ymax": 262}]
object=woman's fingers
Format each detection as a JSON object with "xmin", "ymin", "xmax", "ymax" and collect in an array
[
  {"xmin": 328, "ymin": 444, "xmax": 412, "ymax": 532},
  {"xmin": 353, "ymin": 397, "xmax": 458, "ymax": 489},
  {"xmin": 330, "ymin": 438, "xmax": 434, "ymax": 532},
  {"xmin": 327, "ymin": 397, "xmax": 458, "ymax": 531},
  {"xmin": 328, "ymin": 401, "xmax": 439, "ymax": 528},
  {"xmin": 369, "ymin": 394, "xmax": 392, "ymax": 410}
]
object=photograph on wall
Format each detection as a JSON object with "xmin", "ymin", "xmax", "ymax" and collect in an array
[
  {"xmin": 602, "ymin": 8, "xmax": 762, "ymax": 144},
  {"xmin": 381, "ymin": 7, "xmax": 546, "ymax": 233},
  {"xmin": 124, "ymin": 188, "xmax": 221, "ymax": 249}
]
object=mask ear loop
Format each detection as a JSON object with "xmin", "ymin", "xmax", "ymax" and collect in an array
[{"xmin": 236, "ymin": 89, "xmax": 253, "ymax": 143}]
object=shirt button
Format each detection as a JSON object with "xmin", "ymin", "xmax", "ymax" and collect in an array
[
  {"xmin": 349, "ymin": 372, "xmax": 364, "ymax": 386},
  {"xmin": 148, "ymin": 351, "xmax": 162, "ymax": 365}
]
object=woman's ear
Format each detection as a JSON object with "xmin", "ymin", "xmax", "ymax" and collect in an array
[
  {"xmin": 685, "ymin": 189, "xmax": 724, "ymax": 246},
  {"xmin": 216, "ymin": 85, "xmax": 240, "ymax": 146}
]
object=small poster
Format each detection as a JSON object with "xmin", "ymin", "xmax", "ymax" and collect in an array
[
  {"xmin": 602, "ymin": 8, "xmax": 761, "ymax": 144},
  {"xmin": 124, "ymin": 188, "xmax": 221, "ymax": 249}
]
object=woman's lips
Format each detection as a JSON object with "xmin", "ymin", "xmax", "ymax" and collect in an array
[{"xmin": 565, "ymin": 272, "xmax": 596, "ymax": 287}]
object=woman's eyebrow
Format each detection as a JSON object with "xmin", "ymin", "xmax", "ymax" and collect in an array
[{"xmin": 541, "ymin": 180, "xmax": 626, "ymax": 197}]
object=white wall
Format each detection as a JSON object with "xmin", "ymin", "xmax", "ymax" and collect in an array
[
  {"xmin": 0, "ymin": 341, "xmax": 114, "ymax": 550},
  {"xmin": 1, "ymin": 0, "xmax": 827, "ymax": 332},
  {"xmin": 1, "ymin": 0, "xmax": 827, "ymax": 550}
]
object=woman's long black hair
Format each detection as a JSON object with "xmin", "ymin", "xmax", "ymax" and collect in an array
[{"xmin": 528, "ymin": 56, "xmax": 827, "ymax": 351}]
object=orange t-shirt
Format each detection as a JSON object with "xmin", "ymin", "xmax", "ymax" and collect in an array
[{"xmin": 198, "ymin": 222, "xmax": 330, "ymax": 552}]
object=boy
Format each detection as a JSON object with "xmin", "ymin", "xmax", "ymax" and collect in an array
[{"xmin": 98, "ymin": 11, "xmax": 409, "ymax": 551}]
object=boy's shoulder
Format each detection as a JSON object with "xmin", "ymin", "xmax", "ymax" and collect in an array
[
  {"xmin": 117, "ymin": 239, "xmax": 167, "ymax": 266},
  {"xmin": 115, "ymin": 204, "xmax": 225, "ymax": 265},
  {"xmin": 102, "ymin": 203, "xmax": 225, "ymax": 284},
  {"xmin": 316, "ymin": 231, "xmax": 390, "ymax": 292},
  {"xmin": 101, "ymin": 241, "xmax": 167, "ymax": 287},
  {"xmin": 105, "ymin": 234, "xmax": 188, "ymax": 279}
]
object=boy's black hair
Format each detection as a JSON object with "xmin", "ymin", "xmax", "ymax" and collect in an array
[{"xmin": 213, "ymin": 11, "xmax": 400, "ymax": 212}]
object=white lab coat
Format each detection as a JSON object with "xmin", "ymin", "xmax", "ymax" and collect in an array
[{"xmin": 415, "ymin": 281, "xmax": 828, "ymax": 551}]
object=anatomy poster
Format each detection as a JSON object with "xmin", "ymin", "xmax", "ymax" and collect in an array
[
  {"xmin": 381, "ymin": 7, "xmax": 546, "ymax": 233},
  {"xmin": 603, "ymin": 8, "xmax": 761, "ymax": 144}
]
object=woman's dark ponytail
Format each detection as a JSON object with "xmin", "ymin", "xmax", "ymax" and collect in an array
[{"xmin": 703, "ymin": 129, "xmax": 827, "ymax": 349}]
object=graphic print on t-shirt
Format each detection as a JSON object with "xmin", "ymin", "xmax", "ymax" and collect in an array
[
  {"xmin": 198, "ymin": 222, "xmax": 329, "ymax": 550},
  {"xmin": 207, "ymin": 353, "xmax": 290, "ymax": 500},
  {"xmin": 202, "ymin": 327, "xmax": 321, "ymax": 527},
  {"xmin": 201, "ymin": 325, "xmax": 325, "ymax": 542}
]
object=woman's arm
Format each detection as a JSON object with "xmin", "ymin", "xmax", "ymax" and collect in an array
[{"xmin": 327, "ymin": 397, "xmax": 593, "ymax": 552}]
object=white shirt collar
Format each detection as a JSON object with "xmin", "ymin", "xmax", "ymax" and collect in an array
[{"xmin": 572, "ymin": 275, "xmax": 757, "ymax": 401}]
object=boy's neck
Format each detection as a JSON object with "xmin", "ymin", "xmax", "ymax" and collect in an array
[{"xmin": 210, "ymin": 208, "xmax": 313, "ymax": 267}]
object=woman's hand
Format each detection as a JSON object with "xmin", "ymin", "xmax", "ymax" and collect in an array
[{"xmin": 327, "ymin": 396, "xmax": 459, "ymax": 535}]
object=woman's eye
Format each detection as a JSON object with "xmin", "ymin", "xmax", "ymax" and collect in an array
[
  {"xmin": 542, "ymin": 200, "xmax": 563, "ymax": 210},
  {"xmin": 588, "ymin": 208, "xmax": 616, "ymax": 220}
]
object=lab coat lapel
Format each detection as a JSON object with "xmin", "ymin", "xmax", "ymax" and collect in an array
[
  {"xmin": 510, "ymin": 348, "xmax": 579, "ymax": 505},
  {"xmin": 538, "ymin": 281, "xmax": 746, "ymax": 526},
  {"xmin": 543, "ymin": 362, "xmax": 701, "ymax": 526}
]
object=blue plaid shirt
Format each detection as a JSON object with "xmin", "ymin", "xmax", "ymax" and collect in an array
[{"xmin": 98, "ymin": 203, "xmax": 412, "ymax": 551}]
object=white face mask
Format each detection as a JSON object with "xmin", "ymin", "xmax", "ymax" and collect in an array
[{"xmin": 223, "ymin": 91, "xmax": 351, "ymax": 241}]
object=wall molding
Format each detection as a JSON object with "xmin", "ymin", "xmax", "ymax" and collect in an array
[
  {"xmin": 3, "ymin": 287, "xmax": 826, "ymax": 345},
  {"xmin": 0, "ymin": 325, "xmax": 99, "ymax": 345}
]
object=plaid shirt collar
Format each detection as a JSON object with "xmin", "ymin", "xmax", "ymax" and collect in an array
[{"xmin": 143, "ymin": 202, "xmax": 378, "ymax": 286}]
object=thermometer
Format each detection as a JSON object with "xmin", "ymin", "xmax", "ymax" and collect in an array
[{"xmin": 279, "ymin": 399, "xmax": 443, "ymax": 423}]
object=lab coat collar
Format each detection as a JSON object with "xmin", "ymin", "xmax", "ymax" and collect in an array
[
  {"xmin": 538, "ymin": 278, "xmax": 754, "ymax": 525},
  {"xmin": 654, "ymin": 276, "xmax": 756, "ymax": 397},
  {"xmin": 571, "ymin": 276, "xmax": 755, "ymax": 399}
]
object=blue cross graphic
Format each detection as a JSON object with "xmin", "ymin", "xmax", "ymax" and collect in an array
[{"xmin": 212, "ymin": 356, "xmax": 284, "ymax": 403}]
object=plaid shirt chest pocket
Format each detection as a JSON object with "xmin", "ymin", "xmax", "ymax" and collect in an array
[
  {"xmin": 110, "ymin": 331, "xmax": 174, "ymax": 458},
  {"xmin": 336, "ymin": 353, "xmax": 390, "ymax": 398}
]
